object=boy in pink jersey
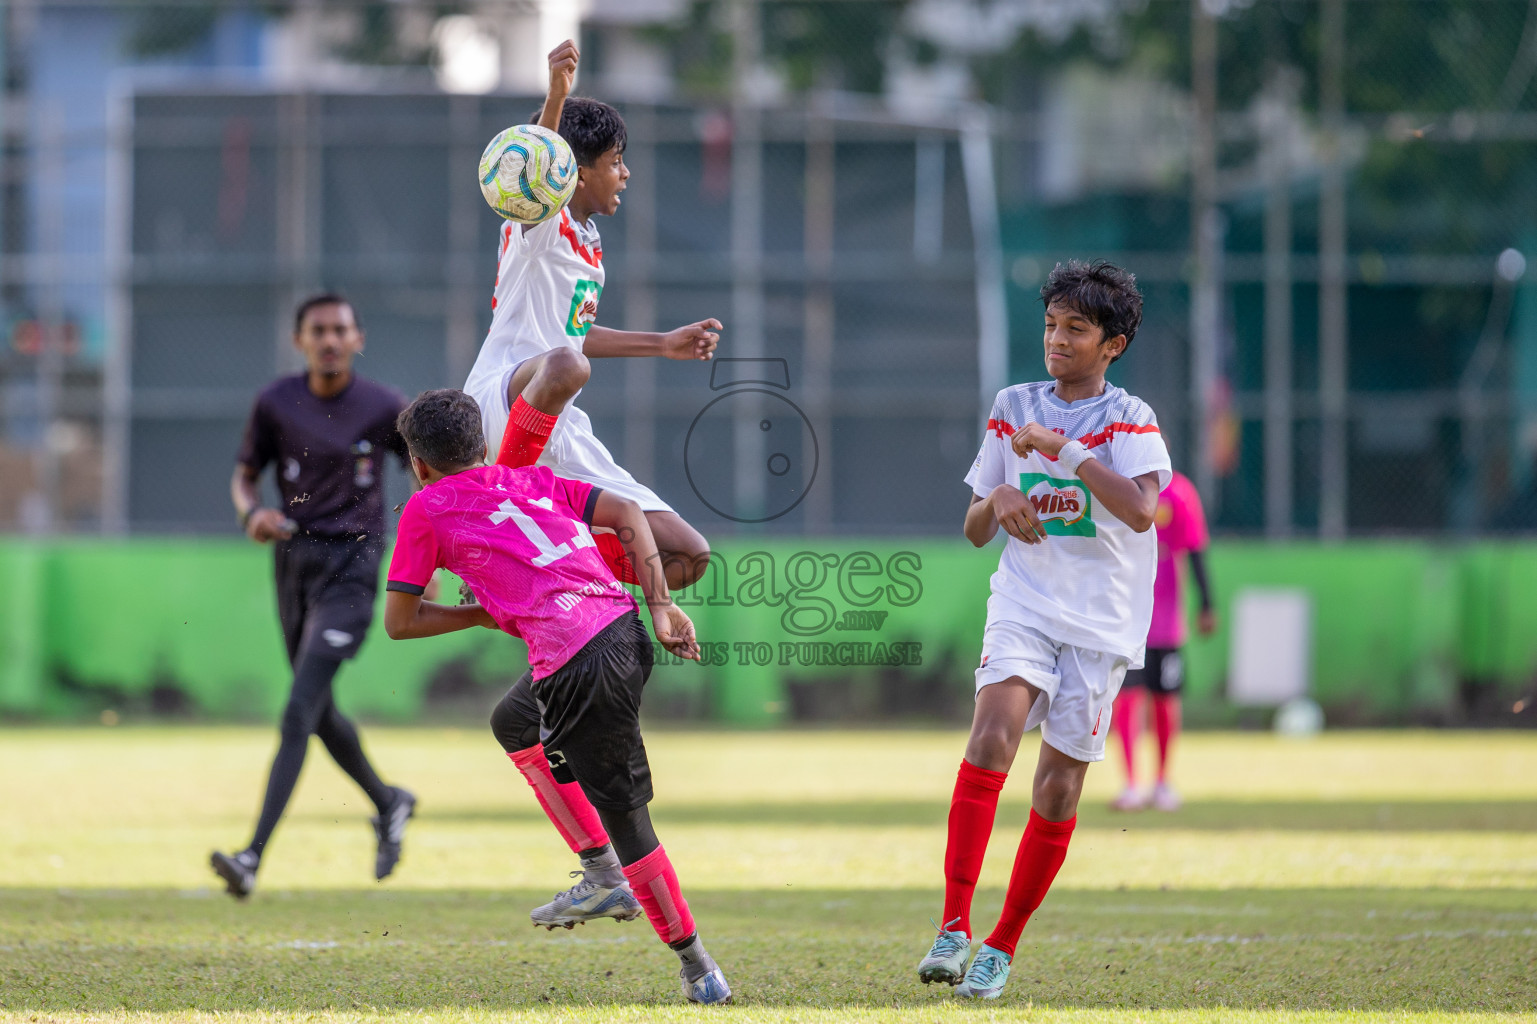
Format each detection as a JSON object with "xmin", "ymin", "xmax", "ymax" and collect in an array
[
  {"xmin": 382, "ymin": 389, "xmax": 732, "ymax": 1005},
  {"xmin": 1110, "ymin": 469, "xmax": 1215, "ymax": 812}
]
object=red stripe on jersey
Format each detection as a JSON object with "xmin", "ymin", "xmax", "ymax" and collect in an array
[
  {"xmin": 492, "ymin": 222, "xmax": 514, "ymax": 310},
  {"xmin": 1033, "ymin": 421, "xmax": 1159, "ymax": 461},
  {"xmin": 988, "ymin": 417, "xmax": 1015, "ymax": 438},
  {"xmin": 1080, "ymin": 421, "xmax": 1161, "ymax": 450},
  {"xmin": 559, "ymin": 209, "xmax": 603, "ymax": 268}
]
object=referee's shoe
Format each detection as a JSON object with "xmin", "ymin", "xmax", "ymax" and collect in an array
[{"xmin": 373, "ymin": 787, "xmax": 417, "ymax": 880}]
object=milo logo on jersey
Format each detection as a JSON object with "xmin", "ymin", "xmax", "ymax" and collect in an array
[
  {"xmin": 566, "ymin": 279, "xmax": 602, "ymax": 336},
  {"xmin": 1019, "ymin": 472, "xmax": 1096, "ymax": 537}
]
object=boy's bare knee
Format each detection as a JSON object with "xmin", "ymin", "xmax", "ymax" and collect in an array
[
  {"xmin": 542, "ymin": 348, "xmax": 590, "ymax": 391},
  {"xmin": 964, "ymin": 721, "xmax": 1019, "ymax": 773},
  {"xmin": 1032, "ymin": 758, "xmax": 1087, "ymax": 820}
]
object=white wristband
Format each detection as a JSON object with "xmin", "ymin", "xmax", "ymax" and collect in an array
[{"xmin": 1057, "ymin": 439, "xmax": 1095, "ymax": 475}]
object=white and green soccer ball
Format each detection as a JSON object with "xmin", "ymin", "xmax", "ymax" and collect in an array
[{"xmin": 478, "ymin": 123, "xmax": 578, "ymax": 225}]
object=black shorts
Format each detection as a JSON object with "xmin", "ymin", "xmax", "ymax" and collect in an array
[
  {"xmin": 1122, "ymin": 646, "xmax": 1184, "ymax": 695},
  {"xmin": 515, "ymin": 611, "xmax": 656, "ymax": 813},
  {"xmin": 274, "ymin": 535, "xmax": 381, "ymax": 665}
]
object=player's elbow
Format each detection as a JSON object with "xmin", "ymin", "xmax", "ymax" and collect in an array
[
  {"xmin": 962, "ymin": 512, "xmax": 991, "ymax": 547},
  {"xmin": 382, "ymin": 600, "xmax": 415, "ymax": 640},
  {"xmin": 1126, "ymin": 507, "xmax": 1156, "ymax": 533}
]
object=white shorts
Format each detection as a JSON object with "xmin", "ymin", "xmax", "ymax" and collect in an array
[
  {"xmin": 974, "ymin": 614, "xmax": 1131, "ymax": 763},
  {"xmin": 468, "ymin": 364, "xmax": 675, "ymax": 514}
]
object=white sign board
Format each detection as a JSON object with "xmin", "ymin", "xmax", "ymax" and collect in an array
[{"xmin": 1228, "ymin": 588, "xmax": 1312, "ymax": 707}]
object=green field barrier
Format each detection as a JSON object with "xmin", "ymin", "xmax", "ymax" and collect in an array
[{"xmin": 1, "ymin": 538, "xmax": 1533, "ymax": 725}]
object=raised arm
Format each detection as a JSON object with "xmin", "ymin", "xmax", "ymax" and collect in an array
[
  {"xmin": 536, "ymin": 39, "xmax": 579, "ymax": 133},
  {"xmin": 583, "ymin": 320, "xmax": 721, "ymax": 361}
]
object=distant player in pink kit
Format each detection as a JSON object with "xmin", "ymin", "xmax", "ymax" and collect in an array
[
  {"xmin": 382, "ymin": 389, "xmax": 732, "ymax": 1005},
  {"xmin": 1110, "ymin": 470, "xmax": 1215, "ymax": 812}
]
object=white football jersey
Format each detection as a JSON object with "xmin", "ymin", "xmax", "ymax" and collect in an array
[
  {"xmin": 465, "ymin": 207, "xmax": 605, "ymax": 400},
  {"xmin": 964, "ymin": 380, "xmax": 1172, "ymax": 663}
]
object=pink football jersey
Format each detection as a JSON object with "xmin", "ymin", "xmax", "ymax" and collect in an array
[
  {"xmin": 1146, "ymin": 471, "xmax": 1210, "ymax": 649},
  {"xmin": 387, "ymin": 464, "xmax": 635, "ymax": 678}
]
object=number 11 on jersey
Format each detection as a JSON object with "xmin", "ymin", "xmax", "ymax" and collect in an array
[{"xmin": 489, "ymin": 498, "xmax": 598, "ymax": 567}]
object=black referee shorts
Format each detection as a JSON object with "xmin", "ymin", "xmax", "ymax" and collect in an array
[
  {"xmin": 274, "ymin": 535, "xmax": 381, "ymax": 666},
  {"xmin": 1121, "ymin": 646, "xmax": 1184, "ymax": 695},
  {"xmin": 510, "ymin": 611, "xmax": 657, "ymax": 813}
]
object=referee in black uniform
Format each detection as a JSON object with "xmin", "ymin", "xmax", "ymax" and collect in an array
[{"xmin": 211, "ymin": 293, "xmax": 417, "ymax": 899}]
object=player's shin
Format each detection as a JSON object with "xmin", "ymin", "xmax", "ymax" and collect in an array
[
  {"xmin": 983, "ymin": 809, "xmax": 1075, "ymax": 956},
  {"xmin": 944, "ymin": 759, "xmax": 1008, "ymax": 936},
  {"xmin": 1153, "ymin": 694, "xmax": 1179, "ymax": 782},
  {"xmin": 507, "ymin": 745, "xmax": 612, "ymax": 858},
  {"xmin": 620, "ymin": 844, "xmax": 696, "ymax": 946},
  {"xmin": 1113, "ymin": 688, "xmax": 1142, "ymax": 783},
  {"xmin": 496, "ymin": 396, "xmax": 558, "ymax": 468},
  {"xmin": 622, "ymin": 843, "xmax": 730, "ymax": 999}
]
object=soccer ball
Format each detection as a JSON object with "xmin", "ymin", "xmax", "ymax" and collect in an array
[{"xmin": 478, "ymin": 124, "xmax": 578, "ymax": 225}]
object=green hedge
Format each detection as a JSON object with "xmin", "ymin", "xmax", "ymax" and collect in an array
[{"xmin": 1, "ymin": 538, "xmax": 1533, "ymax": 724}]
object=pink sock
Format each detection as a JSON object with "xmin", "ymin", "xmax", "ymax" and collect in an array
[
  {"xmin": 1153, "ymin": 694, "xmax": 1180, "ymax": 783},
  {"xmin": 508, "ymin": 745, "xmax": 609, "ymax": 853},
  {"xmin": 622, "ymin": 845, "xmax": 696, "ymax": 944},
  {"xmin": 1112, "ymin": 689, "xmax": 1142, "ymax": 785}
]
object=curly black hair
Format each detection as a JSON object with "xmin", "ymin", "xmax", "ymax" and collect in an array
[
  {"xmin": 528, "ymin": 97, "xmax": 627, "ymax": 167},
  {"xmin": 1040, "ymin": 259, "xmax": 1144, "ymax": 363},
  {"xmin": 396, "ymin": 389, "xmax": 486, "ymax": 472}
]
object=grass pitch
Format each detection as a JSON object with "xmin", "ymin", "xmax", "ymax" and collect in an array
[{"xmin": 1, "ymin": 727, "xmax": 1534, "ymax": 1023}]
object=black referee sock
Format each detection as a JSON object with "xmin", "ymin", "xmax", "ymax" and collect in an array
[
  {"xmin": 250, "ymin": 654, "xmax": 392, "ymax": 853},
  {"xmin": 315, "ymin": 704, "xmax": 394, "ymax": 813}
]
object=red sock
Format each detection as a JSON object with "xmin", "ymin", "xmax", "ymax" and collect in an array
[
  {"xmin": 596, "ymin": 532, "xmax": 641, "ymax": 585},
  {"xmin": 496, "ymin": 396, "xmax": 558, "ymax": 468},
  {"xmin": 984, "ymin": 809, "xmax": 1075, "ymax": 957},
  {"xmin": 942, "ymin": 759, "xmax": 1007, "ymax": 937},
  {"xmin": 622, "ymin": 845, "xmax": 696, "ymax": 944},
  {"xmin": 508, "ymin": 745, "xmax": 609, "ymax": 853},
  {"xmin": 1112, "ymin": 689, "xmax": 1142, "ymax": 785},
  {"xmin": 1153, "ymin": 694, "xmax": 1180, "ymax": 783}
]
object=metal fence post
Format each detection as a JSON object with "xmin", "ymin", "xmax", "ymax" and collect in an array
[{"xmin": 1318, "ymin": 0, "xmax": 1349, "ymax": 539}]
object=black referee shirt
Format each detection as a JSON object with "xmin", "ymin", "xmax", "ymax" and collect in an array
[{"xmin": 236, "ymin": 374, "xmax": 409, "ymax": 539}]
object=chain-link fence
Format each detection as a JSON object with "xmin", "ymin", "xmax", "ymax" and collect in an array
[
  {"xmin": 115, "ymin": 86, "xmax": 990, "ymax": 534},
  {"xmin": 6, "ymin": 0, "xmax": 1537, "ymax": 536}
]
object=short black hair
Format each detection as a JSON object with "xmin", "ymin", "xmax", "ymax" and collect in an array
[
  {"xmin": 294, "ymin": 292, "xmax": 358, "ymax": 334},
  {"xmin": 529, "ymin": 97, "xmax": 627, "ymax": 167},
  {"xmin": 396, "ymin": 389, "xmax": 486, "ymax": 472},
  {"xmin": 1040, "ymin": 260, "xmax": 1143, "ymax": 362}
]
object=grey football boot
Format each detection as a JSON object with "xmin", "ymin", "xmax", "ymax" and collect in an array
[
  {"xmin": 917, "ymin": 918, "xmax": 971, "ymax": 985},
  {"xmin": 530, "ymin": 871, "xmax": 643, "ymax": 929}
]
